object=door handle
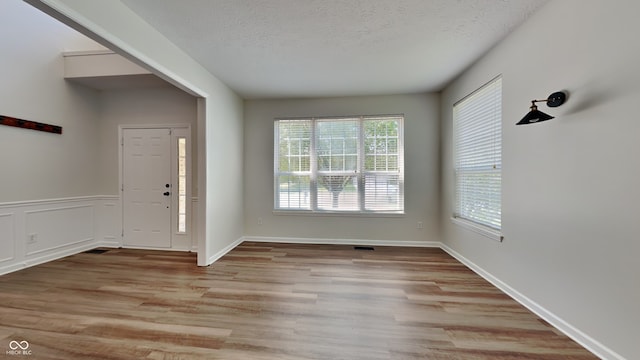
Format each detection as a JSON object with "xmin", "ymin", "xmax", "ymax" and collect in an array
[{"xmin": 163, "ymin": 192, "xmax": 170, "ymax": 196}]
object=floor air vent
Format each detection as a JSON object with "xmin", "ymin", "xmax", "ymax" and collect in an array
[
  {"xmin": 84, "ymin": 249, "xmax": 109, "ymax": 254},
  {"xmin": 354, "ymin": 246, "xmax": 375, "ymax": 251}
]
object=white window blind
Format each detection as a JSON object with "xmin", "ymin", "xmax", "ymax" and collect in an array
[
  {"xmin": 453, "ymin": 76, "xmax": 502, "ymax": 230},
  {"xmin": 275, "ymin": 120, "xmax": 312, "ymax": 210},
  {"xmin": 275, "ymin": 115, "xmax": 404, "ymax": 214}
]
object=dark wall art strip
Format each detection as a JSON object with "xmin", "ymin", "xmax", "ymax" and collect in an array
[{"xmin": 0, "ymin": 115, "xmax": 62, "ymax": 134}]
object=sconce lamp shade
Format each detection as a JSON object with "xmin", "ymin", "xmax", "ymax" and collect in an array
[
  {"xmin": 517, "ymin": 103, "xmax": 555, "ymax": 125},
  {"xmin": 516, "ymin": 91, "xmax": 567, "ymax": 125}
]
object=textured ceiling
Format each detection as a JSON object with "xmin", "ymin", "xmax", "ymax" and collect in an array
[{"xmin": 120, "ymin": 0, "xmax": 549, "ymax": 99}]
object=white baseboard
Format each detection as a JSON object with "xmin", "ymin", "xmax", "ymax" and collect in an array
[
  {"xmin": 440, "ymin": 244, "xmax": 625, "ymax": 360},
  {"xmin": 98, "ymin": 236, "xmax": 121, "ymax": 247},
  {"xmin": 98, "ymin": 241, "xmax": 121, "ymax": 248},
  {"xmin": 206, "ymin": 237, "xmax": 245, "ymax": 265},
  {"xmin": 23, "ymin": 240, "xmax": 97, "ymax": 268},
  {"xmin": 0, "ymin": 240, "xmax": 97, "ymax": 276},
  {"xmin": 0, "ymin": 263, "xmax": 27, "ymax": 276},
  {"xmin": 117, "ymin": 245, "xmax": 193, "ymax": 252},
  {"xmin": 243, "ymin": 236, "xmax": 441, "ymax": 248}
]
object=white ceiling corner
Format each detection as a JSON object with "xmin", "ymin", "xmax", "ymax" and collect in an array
[{"xmin": 120, "ymin": 0, "xmax": 550, "ymax": 99}]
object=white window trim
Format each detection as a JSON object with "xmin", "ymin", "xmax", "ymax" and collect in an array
[{"xmin": 451, "ymin": 217, "xmax": 503, "ymax": 242}]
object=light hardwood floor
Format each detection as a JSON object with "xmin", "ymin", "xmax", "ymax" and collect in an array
[{"xmin": 0, "ymin": 242, "xmax": 597, "ymax": 359}]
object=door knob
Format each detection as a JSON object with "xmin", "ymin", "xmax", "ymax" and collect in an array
[{"xmin": 163, "ymin": 192, "xmax": 170, "ymax": 196}]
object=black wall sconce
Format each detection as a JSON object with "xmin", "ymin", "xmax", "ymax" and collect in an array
[{"xmin": 517, "ymin": 91, "xmax": 568, "ymax": 125}]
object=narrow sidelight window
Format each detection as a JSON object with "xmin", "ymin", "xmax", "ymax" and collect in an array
[{"xmin": 177, "ymin": 137, "xmax": 187, "ymax": 233}]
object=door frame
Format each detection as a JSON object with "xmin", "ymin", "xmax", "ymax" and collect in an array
[{"xmin": 118, "ymin": 124, "xmax": 192, "ymax": 250}]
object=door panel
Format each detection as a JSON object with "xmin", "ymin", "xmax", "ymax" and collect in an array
[{"xmin": 123, "ymin": 128, "xmax": 171, "ymax": 248}]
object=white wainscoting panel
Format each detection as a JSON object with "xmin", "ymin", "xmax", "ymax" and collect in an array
[
  {"xmin": 0, "ymin": 196, "xmax": 121, "ymax": 276},
  {"xmin": 95, "ymin": 196, "xmax": 121, "ymax": 247},
  {"xmin": 25, "ymin": 204, "xmax": 94, "ymax": 256},
  {"xmin": 0, "ymin": 213, "xmax": 15, "ymax": 264}
]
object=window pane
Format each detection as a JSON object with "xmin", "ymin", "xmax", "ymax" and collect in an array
[
  {"xmin": 455, "ymin": 168, "xmax": 501, "ymax": 229},
  {"xmin": 178, "ymin": 176, "xmax": 186, "ymax": 195},
  {"xmin": 277, "ymin": 175, "xmax": 311, "ymax": 210},
  {"xmin": 177, "ymin": 137, "xmax": 187, "ymax": 233},
  {"xmin": 278, "ymin": 120, "xmax": 311, "ymax": 172},
  {"xmin": 364, "ymin": 118, "xmax": 399, "ymax": 172},
  {"xmin": 388, "ymin": 139, "xmax": 397, "ymax": 153},
  {"xmin": 364, "ymin": 173, "xmax": 402, "ymax": 211},
  {"xmin": 316, "ymin": 120, "xmax": 358, "ymax": 172},
  {"xmin": 178, "ymin": 140, "xmax": 186, "ymax": 157},
  {"xmin": 317, "ymin": 174, "xmax": 358, "ymax": 210},
  {"xmin": 388, "ymin": 155, "xmax": 398, "ymax": 170},
  {"xmin": 375, "ymin": 155, "xmax": 386, "ymax": 171}
]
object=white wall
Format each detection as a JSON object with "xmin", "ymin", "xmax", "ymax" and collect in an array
[
  {"xmin": 27, "ymin": 0, "xmax": 245, "ymax": 266},
  {"xmin": 0, "ymin": 0, "xmax": 103, "ymax": 202},
  {"xmin": 244, "ymin": 94, "xmax": 440, "ymax": 244},
  {"xmin": 440, "ymin": 1, "xmax": 639, "ymax": 358}
]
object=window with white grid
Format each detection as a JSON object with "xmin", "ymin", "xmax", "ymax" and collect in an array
[
  {"xmin": 275, "ymin": 115, "xmax": 404, "ymax": 214},
  {"xmin": 453, "ymin": 76, "xmax": 502, "ymax": 232}
]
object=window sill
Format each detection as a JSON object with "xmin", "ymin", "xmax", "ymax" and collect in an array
[
  {"xmin": 274, "ymin": 210, "xmax": 405, "ymax": 218},
  {"xmin": 451, "ymin": 217, "xmax": 503, "ymax": 242}
]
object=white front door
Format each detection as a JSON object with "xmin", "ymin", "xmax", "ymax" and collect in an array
[{"xmin": 122, "ymin": 128, "xmax": 172, "ymax": 248}]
